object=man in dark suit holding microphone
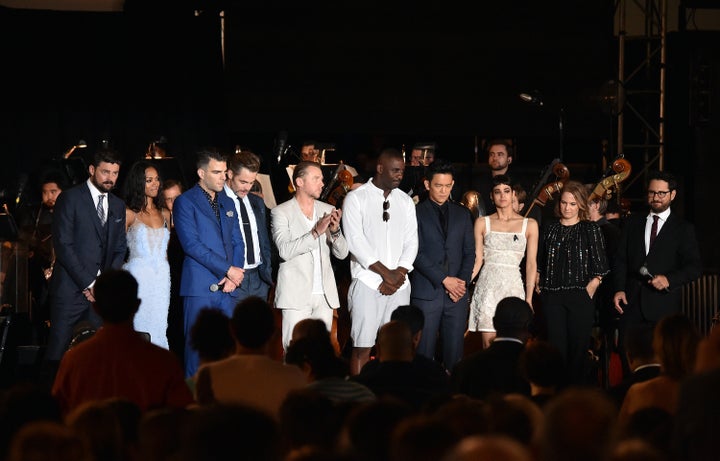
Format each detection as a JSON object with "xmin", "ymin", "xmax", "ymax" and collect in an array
[
  {"xmin": 612, "ymin": 170, "xmax": 701, "ymax": 375},
  {"xmin": 45, "ymin": 148, "xmax": 128, "ymax": 373}
]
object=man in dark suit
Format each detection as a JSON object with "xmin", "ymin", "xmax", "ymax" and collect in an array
[
  {"xmin": 612, "ymin": 170, "xmax": 701, "ymax": 375},
  {"xmin": 607, "ymin": 324, "xmax": 660, "ymax": 407},
  {"xmin": 410, "ymin": 160, "xmax": 475, "ymax": 370},
  {"xmin": 450, "ymin": 297, "xmax": 533, "ymax": 400},
  {"xmin": 45, "ymin": 148, "xmax": 128, "ymax": 369},
  {"xmin": 173, "ymin": 148, "xmax": 245, "ymax": 377},
  {"xmin": 224, "ymin": 151, "xmax": 273, "ymax": 302}
]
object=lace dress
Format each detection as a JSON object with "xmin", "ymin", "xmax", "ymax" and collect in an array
[
  {"xmin": 123, "ymin": 215, "xmax": 171, "ymax": 349},
  {"xmin": 468, "ymin": 216, "xmax": 528, "ymax": 332}
]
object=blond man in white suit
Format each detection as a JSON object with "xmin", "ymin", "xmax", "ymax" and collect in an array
[{"xmin": 271, "ymin": 161, "xmax": 349, "ymax": 350}]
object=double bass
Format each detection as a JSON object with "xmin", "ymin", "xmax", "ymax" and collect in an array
[
  {"xmin": 523, "ymin": 160, "xmax": 570, "ymax": 218},
  {"xmin": 588, "ymin": 156, "xmax": 632, "ymax": 203}
]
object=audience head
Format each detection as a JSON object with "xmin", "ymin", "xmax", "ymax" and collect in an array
[
  {"xmin": 694, "ymin": 322, "xmax": 720, "ymax": 372},
  {"xmin": 7, "ymin": 421, "xmax": 91, "ymax": 461},
  {"xmin": 391, "ymin": 305, "xmax": 425, "ymax": 349},
  {"xmin": 492, "ymin": 297, "xmax": 534, "ymax": 341},
  {"xmin": 443, "ymin": 434, "xmax": 532, "ymax": 461},
  {"xmin": 537, "ymin": 388, "xmax": 618, "ymax": 461},
  {"xmin": 285, "ymin": 336, "xmax": 348, "ymax": 381},
  {"xmin": 624, "ymin": 325, "xmax": 657, "ymax": 369},
  {"xmin": 92, "ymin": 269, "xmax": 140, "ymax": 324},
  {"xmin": 231, "ymin": 296, "xmax": 276, "ymax": 350},
  {"xmin": 519, "ymin": 339, "xmax": 565, "ymax": 390},
  {"xmin": 389, "ymin": 415, "xmax": 461, "ymax": 461},
  {"xmin": 190, "ymin": 307, "xmax": 235, "ymax": 362},
  {"xmin": 653, "ymin": 313, "xmax": 700, "ymax": 380},
  {"xmin": 290, "ymin": 318, "xmax": 331, "ymax": 346},
  {"xmin": 376, "ymin": 320, "xmax": 414, "ymax": 363}
]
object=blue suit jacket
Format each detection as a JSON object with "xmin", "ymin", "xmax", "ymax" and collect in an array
[
  {"xmin": 246, "ymin": 192, "xmax": 273, "ymax": 286},
  {"xmin": 173, "ymin": 185, "xmax": 245, "ymax": 297},
  {"xmin": 410, "ymin": 199, "xmax": 475, "ymax": 301}
]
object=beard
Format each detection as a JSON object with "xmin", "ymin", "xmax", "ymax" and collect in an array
[
  {"xmin": 649, "ymin": 201, "xmax": 670, "ymax": 213},
  {"xmin": 92, "ymin": 178, "xmax": 115, "ymax": 193}
]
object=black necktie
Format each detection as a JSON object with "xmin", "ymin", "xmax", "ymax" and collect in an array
[
  {"xmin": 438, "ymin": 204, "xmax": 448, "ymax": 239},
  {"xmin": 238, "ymin": 198, "xmax": 256, "ymax": 265},
  {"xmin": 650, "ymin": 215, "xmax": 659, "ymax": 248}
]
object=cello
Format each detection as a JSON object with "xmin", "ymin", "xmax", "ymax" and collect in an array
[
  {"xmin": 588, "ymin": 156, "xmax": 632, "ymax": 203},
  {"xmin": 523, "ymin": 161, "xmax": 570, "ymax": 218}
]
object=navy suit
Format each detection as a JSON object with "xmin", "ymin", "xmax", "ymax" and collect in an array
[
  {"xmin": 173, "ymin": 184, "xmax": 244, "ymax": 376},
  {"xmin": 46, "ymin": 181, "xmax": 127, "ymax": 362},
  {"xmin": 410, "ymin": 199, "xmax": 475, "ymax": 370},
  {"xmin": 228, "ymin": 190, "xmax": 274, "ymax": 302},
  {"xmin": 613, "ymin": 211, "xmax": 701, "ymax": 372}
]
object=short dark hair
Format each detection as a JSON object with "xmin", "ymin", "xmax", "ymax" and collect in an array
[
  {"xmin": 92, "ymin": 148, "xmax": 122, "ymax": 168},
  {"xmin": 228, "ymin": 151, "xmax": 261, "ymax": 175},
  {"xmin": 624, "ymin": 325, "xmax": 656, "ymax": 363},
  {"xmin": 196, "ymin": 148, "xmax": 226, "ymax": 170},
  {"xmin": 425, "ymin": 160, "xmax": 455, "ymax": 181},
  {"xmin": 492, "ymin": 297, "xmax": 533, "ymax": 337},
  {"xmin": 230, "ymin": 296, "xmax": 275, "ymax": 349},
  {"xmin": 647, "ymin": 170, "xmax": 678, "ymax": 191},
  {"xmin": 391, "ymin": 305, "xmax": 425, "ymax": 336},
  {"xmin": 190, "ymin": 307, "xmax": 234, "ymax": 362},
  {"xmin": 93, "ymin": 269, "xmax": 138, "ymax": 323},
  {"xmin": 484, "ymin": 138, "xmax": 514, "ymax": 158}
]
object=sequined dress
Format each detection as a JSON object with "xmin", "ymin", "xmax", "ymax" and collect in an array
[
  {"xmin": 123, "ymin": 215, "xmax": 171, "ymax": 349},
  {"xmin": 468, "ymin": 217, "xmax": 528, "ymax": 332}
]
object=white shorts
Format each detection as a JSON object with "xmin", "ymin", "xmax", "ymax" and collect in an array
[{"xmin": 348, "ymin": 279, "xmax": 410, "ymax": 348}]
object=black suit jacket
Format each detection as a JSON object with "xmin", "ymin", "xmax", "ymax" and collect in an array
[
  {"xmin": 612, "ymin": 211, "xmax": 701, "ymax": 322},
  {"xmin": 450, "ymin": 339, "xmax": 530, "ymax": 400},
  {"xmin": 247, "ymin": 192, "xmax": 273, "ymax": 286},
  {"xmin": 50, "ymin": 181, "xmax": 127, "ymax": 296}
]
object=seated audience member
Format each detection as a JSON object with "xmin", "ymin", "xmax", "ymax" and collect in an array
[
  {"xmin": 360, "ymin": 305, "xmax": 447, "ymax": 379},
  {"xmin": 518, "ymin": 339, "xmax": 565, "ymax": 408},
  {"xmin": 136, "ymin": 407, "xmax": 192, "ymax": 461},
  {"xmin": 186, "ymin": 307, "xmax": 235, "ymax": 396},
  {"xmin": 536, "ymin": 388, "xmax": 618, "ymax": 461},
  {"xmin": 619, "ymin": 313, "xmax": 700, "ymax": 425},
  {"xmin": 51, "ymin": 269, "xmax": 194, "ymax": 415},
  {"xmin": 672, "ymin": 324, "xmax": 720, "ymax": 461},
  {"xmin": 352, "ymin": 320, "xmax": 451, "ymax": 409},
  {"xmin": 7, "ymin": 421, "xmax": 91, "ymax": 461},
  {"xmin": 290, "ymin": 318, "xmax": 333, "ymax": 346},
  {"xmin": 451, "ymin": 297, "xmax": 533, "ymax": 400},
  {"xmin": 285, "ymin": 334, "xmax": 376, "ymax": 404},
  {"xmin": 278, "ymin": 389, "xmax": 340, "ymax": 458},
  {"xmin": 607, "ymin": 324, "xmax": 660, "ymax": 408},
  {"xmin": 177, "ymin": 403, "xmax": 281, "ymax": 461},
  {"xmin": 389, "ymin": 414, "xmax": 462, "ymax": 461},
  {"xmin": 443, "ymin": 434, "xmax": 533, "ymax": 461},
  {"xmin": 194, "ymin": 296, "xmax": 307, "ymax": 417}
]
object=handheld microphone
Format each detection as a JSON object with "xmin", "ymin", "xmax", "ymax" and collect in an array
[
  {"xmin": 275, "ymin": 131, "xmax": 288, "ymax": 164},
  {"xmin": 210, "ymin": 282, "xmax": 225, "ymax": 292},
  {"xmin": 639, "ymin": 266, "xmax": 670, "ymax": 292}
]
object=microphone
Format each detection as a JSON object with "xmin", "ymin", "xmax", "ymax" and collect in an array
[
  {"xmin": 639, "ymin": 265, "xmax": 670, "ymax": 292},
  {"xmin": 15, "ymin": 174, "xmax": 28, "ymax": 206},
  {"xmin": 519, "ymin": 91, "xmax": 544, "ymax": 106},
  {"xmin": 210, "ymin": 282, "xmax": 225, "ymax": 292},
  {"xmin": 275, "ymin": 131, "xmax": 288, "ymax": 164}
]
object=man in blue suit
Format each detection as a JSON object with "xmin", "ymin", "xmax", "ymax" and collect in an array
[
  {"xmin": 224, "ymin": 151, "xmax": 273, "ymax": 302},
  {"xmin": 173, "ymin": 148, "xmax": 245, "ymax": 377},
  {"xmin": 410, "ymin": 160, "xmax": 475, "ymax": 370},
  {"xmin": 45, "ymin": 148, "xmax": 128, "ymax": 368}
]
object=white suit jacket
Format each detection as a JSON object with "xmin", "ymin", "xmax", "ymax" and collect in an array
[{"xmin": 271, "ymin": 197, "xmax": 348, "ymax": 309}]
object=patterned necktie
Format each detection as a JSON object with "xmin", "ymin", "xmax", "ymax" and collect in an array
[
  {"xmin": 649, "ymin": 215, "xmax": 659, "ymax": 248},
  {"xmin": 238, "ymin": 198, "xmax": 256, "ymax": 265},
  {"xmin": 97, "ymin": 194, "xmax": 106, "ymax": 226}
]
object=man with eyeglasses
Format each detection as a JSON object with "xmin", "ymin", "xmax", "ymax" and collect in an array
[
  {"xmin": 342, "ymin": 147, "xmax": 419, "ymax": 374},
  {"xmin": 612, "ymin": 170, "xmax": 701, "ymax": 375}
]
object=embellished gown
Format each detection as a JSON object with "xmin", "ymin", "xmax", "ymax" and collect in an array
[
  {"xmin": 468, "ymin": 216, "xmax": 528, "ymax": 332},
  {"xmin": 123, "ymin": 215, "xmax": 171, "ymax": 349}
]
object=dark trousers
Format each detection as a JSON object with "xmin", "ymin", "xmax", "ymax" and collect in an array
[
  {"xmin": 541, "ymin": 289, "xmax": 596, "ymax": 385},
  {"xmin": 412, "ymin": 292, "xmax": 468, "ymax": 371}
]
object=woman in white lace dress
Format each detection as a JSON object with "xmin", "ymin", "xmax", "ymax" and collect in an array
[
  {"xmin": 468, "ymin": 175, "xmax": 539, "ymax": 349},
  {"xmin": 122, "ymin": 161, "xmax": 171, "ymax": 349}
]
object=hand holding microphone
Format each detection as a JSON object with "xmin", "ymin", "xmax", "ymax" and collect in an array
[{"xmin": 640, "ymin": 265, "xmax": 670, "ymax": 292}]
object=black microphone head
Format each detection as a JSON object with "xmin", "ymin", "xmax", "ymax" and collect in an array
[{"xmin": 210, "ymin": 283, "xmax": 220, "ymax": 292}]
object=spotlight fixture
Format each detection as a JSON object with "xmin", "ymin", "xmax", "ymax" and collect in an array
[{"xmin": 63, "ymin": 139, "xmax": 88, "ymax": 159}]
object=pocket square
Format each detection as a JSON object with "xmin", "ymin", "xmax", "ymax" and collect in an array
[{"xmin": 226, "ymin": 211, "xmax": 234, "ymax": 218}]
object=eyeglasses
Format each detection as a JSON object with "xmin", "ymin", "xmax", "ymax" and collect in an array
[
  {"xmin": 382, "ymin": 200, "xmax": 390, "ymax": 222},
  {"xmin": 647, "ymin": 190, "xmax": 671, "ymax": 198}
]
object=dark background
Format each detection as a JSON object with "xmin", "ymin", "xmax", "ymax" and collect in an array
[{"xmin": 1, "ymin": 1, "xmax": 717, "ymax": 270}]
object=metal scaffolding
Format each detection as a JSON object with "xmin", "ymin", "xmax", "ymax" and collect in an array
[{"xmin": 615, "ymin": 0, "xmax": 667, "ymax": 203}]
